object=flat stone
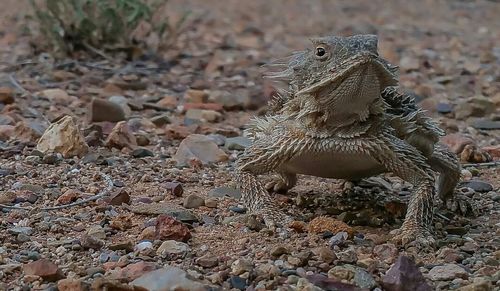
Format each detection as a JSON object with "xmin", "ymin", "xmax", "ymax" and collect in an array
[
  {"xmin": 89, "ymin": 97, "xmax": 126, "ymax": 122},
  {"xmin": 428, "ymin": 264, "xmax": 469, "ymax": 281},
  {"xmin": 225, "ymin": 136, "xmax": 251, "ymax": 150},
  {"xmin": 472, "ymin": 119, "xmax": 500, "ymax": 130},
  {"xmin": 183, "ymin": 194, "xmax": 205, "ymax": 209},
  {"xmin": 208, "ymin": 186, "xmax": 241, "ymax": 199},
  {"xmin": 461, "ymin": 180, "xmax": 493, "ymax": 193},
  {"xmin": 23, "ymin": 259, "xmax": 63, "ymax": 282},
  {"xmin": 131, "ymin": 147, "xmax": 154, "ymax": 158},
  {"xmin": 130, "ymin": 266, "xmax": 210, "ymax": 291}
]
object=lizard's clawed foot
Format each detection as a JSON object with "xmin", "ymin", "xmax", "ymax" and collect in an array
[
  {"xmin": 265, "ymin": 178, "xmax": 292, "ymax": 193},
  {"xmin": 391, "ymin": 226, "xmax": 435, "ymax": 250},
  {"xmin": 444, "ymin": 192, "xmax": 478, "ymax": 218}
]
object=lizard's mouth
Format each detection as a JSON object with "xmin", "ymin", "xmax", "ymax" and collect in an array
[{"xmin": 296, "ymin": 53, "xmax": 398, "ymax": 96}]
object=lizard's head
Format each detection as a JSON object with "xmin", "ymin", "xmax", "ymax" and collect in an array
[
  {"xmin": 267, "ymin": 34, "xmax": 398, "ymax": 95},
  {"xmin": 265, "ymin": 34, "xmax": 399, "ymax": 127}
]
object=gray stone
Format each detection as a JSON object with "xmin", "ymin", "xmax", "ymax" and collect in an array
[
  {"xmin": 472, "ymin": 119, "xmax": 500, "ymax": 130},
  {"xmin": 174, "ymin": 134, "xmax": 228, "ymax": 166},
  {"xmin": 183, "ymin": 194, "xmax": 205, "ymax": 209},
  {"xmin": 129, "ymin": 203, "xmax": 199, "ymax": 223},
  {"xmin": 8, "ymin": 227, "xmax": 34, "ymax": 236},
  {"xmin": 461, "ymin": 180, "xmax": 493, "ymax": 193},
  {"xmin": 208, "ymin": 186, "xmax": 241, "ymax": 199}
]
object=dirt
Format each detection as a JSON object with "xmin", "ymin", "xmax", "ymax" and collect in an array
[{"xmin": 0, "ymin": 1, "xmax": 499, "ymax": 290}]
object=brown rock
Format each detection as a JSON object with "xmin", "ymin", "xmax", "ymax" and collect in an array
[
  {"xmin": 57, "ymin": 189, "xmax": 82, "ymax": 205},
  {"xmin": 165, "ymin": 125, "xmax": 192, "ymax": 140},
  {"xmin": 109, "ymin": 261, "xmax": 158, "ymax": 282},
  {"xmin": 105, "ymin": 121, "xmax": 137, "ymax": 150},
  {"xmin": 155, "ymin": 214, "xmax": 191, "ymax": 242},
  {"xmin": 482, "ymin": 144, "xmax": 500, "ymax": 159},
  {"xmin": 139, "ymin": 226, "xmax": 156, "ymax": 241},
  {"xmin": 165, "ymin": 182, "xmax": 183, "ymax": 197},
  {"xmin": 36, "ymin": 115, "xmax": 89, "ymax": 158},
  {"xmin": 23, "ymin": 259, "xmax": 63, "ymax": 282},
  {"xmin": 0, "ymin": 191, "xmax": 16, "ymax": 204},
  {"xmin": 110, "ymin": 214, "xmax": 133, "ymax": 231},
  {"xmin": 382, "ymin": 256, "xmax": 431, "ymax": 291},
  {"xmin": 184, "ymin": 89, "xmax": 209, "ymax": 103},
  {"xmin": 107, "ymin": 189, "xmax": 131, "ymax": 205},
  {"xmin": 42, "ymin": 89, "xmax": 75, "ymax": 105},
  {"xmin": 57, "ymin": 278, "xmax": 90, "ymax": 291},
  {"xmin": 13, "ymin": 121, "xmax": 45, "ymax": 142},
  {"xmin": 183, "ymin": 102, "xmax": 224, "ymax": 112},
  {"xmin": 0, "ymin": 125, "xmax": 14, "ymax": 141},
  {"xmin": 89, "ymin": 97, "xmax": 126, "ymax": 122},
  {"xmin": 185, "ymin": 109, "xmax": 222, "ymax": 122},
  {"xmin": 0, "ymin": 87, "xmax": 15, "ymax": 104},
  {"xmin": 308, "ymin": 216, "xmax": 354, "ymax": 237},
  {"xmin": 156, "ymin": 95, "xmax": 178, "ymax": 108}
]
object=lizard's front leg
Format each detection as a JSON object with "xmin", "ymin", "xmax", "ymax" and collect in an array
[
  {"xmin": 375, "ymin": 136, "xmax": 437, "ymax": 249},
  {"xmin": 234, "ymin": 136, "xmax": 302, "ymax": 229}
]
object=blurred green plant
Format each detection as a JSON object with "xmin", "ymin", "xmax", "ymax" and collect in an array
[{"xmin": 29, "ymin": 0, "xmax": 189, "ymax": 57}]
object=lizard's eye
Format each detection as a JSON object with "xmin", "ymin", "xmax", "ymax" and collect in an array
[{"xmin": 315, "ymin": 46, "xmax": 328, "ymax": 60}]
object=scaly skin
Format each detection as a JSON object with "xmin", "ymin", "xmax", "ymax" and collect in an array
[{"xmin": 234, "ymin": 34, "xmax": 462, "ymax": 249}]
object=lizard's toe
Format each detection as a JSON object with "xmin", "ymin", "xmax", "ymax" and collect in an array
[
  {"xmin": 265, "ymin": 179, "xmax": 291, "ymax": 193},
  {"xmin": 391, "ymin": 226, "xmax": 435, "ymax": 250},
  {"xmin": 444, "ymin": 191, "xmax": 478, "ymax": 218}
]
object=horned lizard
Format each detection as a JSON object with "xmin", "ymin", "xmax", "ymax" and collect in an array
[{"xmin": 234, "ymin": 34, "xmax": 462, "ymax": 248}]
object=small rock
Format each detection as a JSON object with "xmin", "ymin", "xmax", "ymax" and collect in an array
[
  {"xmin": 229, "ymin": 276, "xmax": 247, "ymax": 290},
  {"xmin": 328, "ymin": 264, "xmax": 376, "ymax": 289},
  {"xmin": 428, "ymin": 264, "xmax": 469, "ymax": 281},
  {"xmin": 312, "ymin": 247, "xmax": 335, "ymax": 264},
  {"xmin": 150, "ymin": 114, "xmax": 171, "ymax": 127},
  {"xmin": 185, "ymin": 109, "xmax": 222, "ymax": 122},
  {"xmin": 270, "ymin": 246, "xmax": 289, "ymax": 257},
  {"xmin": 457, "ymin": 279, "xmax": 493, "ymax": 291},
  {"xmin": 57, "ymin": 189, "xmax": 81, "ymax": 205},
  {"xmin": 308, "ymin": 216, "xmax": 354, "ymax": 237},
  {"xmin": 382, "ymin": 255, "xmax": 431, "ymax": 291},
  {"xmin": 80, "ymin": 234, "xmax": 104, "ymax": 250},
  {"xmin": 336, "ymin": 247, "xmax": 358, "ymax": 264},
  {"xmin": 482, "ymin": 144, "xmax": 500, "ymax": 158},
  {"xmin": 157, "ymin": 240, "xmax": 189, "ymax": 259},
  {"xmin": 204, "ymin": 198, "xmax": 217, "ymax": 208},
  {"xmin": 36, "ymin": 115, "xmax": 89, "ymax": 158},
  {"xmin": 107, "ymin": 189, "xmax": 131, "ymax": 206},
  {"xmin": 155, "ymin": 214, "xmax": 191, "ymax": 242},
  {"xmin": 42, "ymin": 88, "xmax": 74, "ymax": 105},
  {"xmin": 131, "ymin": 147, "xmax": 154, "ymax": 158},
  {"xmin": 89, "ymin": 97, "xmax": 126, "ymax": 122},
  {"xmin": 373, "ymin": 243, "xmax": 399, "ymax": 264},
  {"xmin": 231, "ymin": 259, "xmax": 253, "ymax": 275},
  {"xmin": 110, "ymin": 261, "xmax": 157, "ymax": 281},
  {"xmin": 225, "ymin": 136, "xmax": 251, "ymax": 150},
  {"xmin": 0, "ymin": 191, "xmax": 16, "ymax": 204},
  {"xmin": 165, "ymin": 182, "xmax": 183, "ymax": 197},
  {"xmin": 0, "ymin": 87, "xmax": 14, "ymax": 104},
  {"xmin": 23, "ymin": 259, "xmax": 63, "ymax": 282},
  {"xmin": 130, "ymin": 266, "xmax": 209, "ymax": 291},
  {"xmin": 328, "ymin": 231, "xmax": 349, "ymax": 247},
  {"xmin": 455, "ymin": 97, "xmax": 495, "ymax": 120},
  {"xmin": 196, "ymin": 254, "xmax": 219, "ymax": 268},
  {"xmin": 184, "ymin": 89, "xmax": 209, "ymax": 103},
  {"xmin": 436, "ymin": 102, "xmax": 453, "ymax": 114},
  {"xmin": 105, "ymin": 121, "xmax": 137, "ymax": 150},
  {"xmin": 135, "ymin": 241, "xmax": 153, "ymax": 252},
  {"xmin": 183, "ymin": 194, "xmax": 205, "ymax": 208},
  {"xmin": 87, "ymin": 225, "xmax": 106, "ymax": 240},
  {"xmin": 173, "ymin": 134, "xmax": 228, "ymax": 166},
  {"xmin": 9, "ymin": 226, "xmax": 34, "ymax": 236},
  {"xmin": 57, "ymin": 278, "xmax": 90, "ymax": 291}
]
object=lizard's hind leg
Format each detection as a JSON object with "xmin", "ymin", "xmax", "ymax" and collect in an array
[{"xmin": 429, "ymin": 143, "xmax": 477, "ymax": 216}]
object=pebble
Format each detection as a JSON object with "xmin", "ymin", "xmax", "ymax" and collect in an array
[
  {"xmin": 461, "ymin": 180, "xmax": 493, "ymax": 193},
  {"xmin": 135, "ymin": 241, "xmax": 153, "ymax": 252},
  {"xmin": 229, "ymin": 276, "xmax": 247, "ymax": 290},
  {"xmin": 157, "ymin": 240, "xmax": 189, "ymax": 258},
  {"xmin": 131, "ymin": 147, "xmax": 154, "ymax": 158},
  {"xmin": 229, "ymin": 206, "xmax": 246, "ymax": 213},
  {"xmin": 130, "ymin": 266, "xmax": 209, "ymax": 290},
  {"xmin": 173, "ymin": 134, "xmax": 228, "ymax": 166},
  {"xmin": 208, "ymin": 186, "xmax": 241, "ymax": 199},
  {"xmin": 231, "ymin": 259, "xmax": 253, "ymax": 275},
  {"xmin": 225, "ymin": 136, "xmax": 251, "ymax": 150}
]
